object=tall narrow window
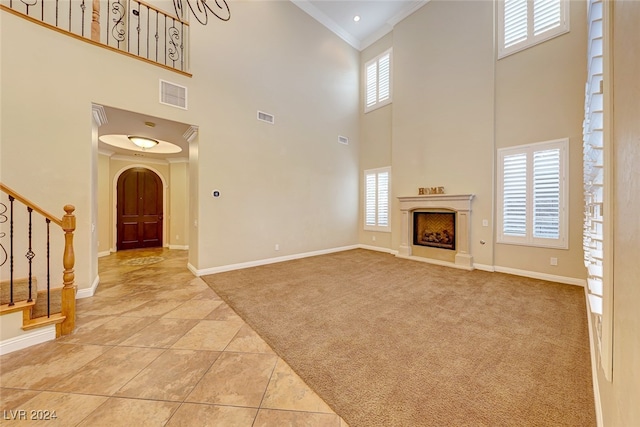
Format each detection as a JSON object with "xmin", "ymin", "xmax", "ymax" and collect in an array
[
  {"xmin": 498, "ymin": 0, "xmax": 570, "ymax": 58},
  {"xmin": 364, "ymin": 49, "xmax": 392, "ymax": 113},
  {"xmin": 497, "ymin": 139, "xmax": 568, "ymax": 248},
  {"xmin": 364, "ymin": 167, "xmax": 391, "ymax": 232}
]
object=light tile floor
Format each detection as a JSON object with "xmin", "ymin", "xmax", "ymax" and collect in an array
[{"xmin": 0, "ymin": 248, "xmax": 348, "ymax": 426}]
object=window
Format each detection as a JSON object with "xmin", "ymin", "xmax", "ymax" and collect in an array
[
  {"xmin": 364, "ymin": 49, "xmax": 392, "ymax": 113},
  {"xmin": 498, "ymin": 0, "xmax": 570, "ymax": 58},
  {"xmin": 497, "ymin": 139, "xmax": 568, "ymax": 248},
  {"xmin": 364, "ymin": 167, "xmax": 391, "ymax": 232}
]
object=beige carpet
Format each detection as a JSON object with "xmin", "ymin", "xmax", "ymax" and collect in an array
[{"xmin": 202, "ymin": 249, "xmax": 595, "ymax": 427}]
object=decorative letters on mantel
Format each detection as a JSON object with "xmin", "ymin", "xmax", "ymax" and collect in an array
[{"xmin": 397, "ymin": 194, "xmax": 475, "ymax": 270}]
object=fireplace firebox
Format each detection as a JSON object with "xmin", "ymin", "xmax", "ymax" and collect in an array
[{"xmin": 413, "ymin": 212, "xmax": 456, "ymax": 250}]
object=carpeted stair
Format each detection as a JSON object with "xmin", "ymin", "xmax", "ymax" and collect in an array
[{"xmin": 1, "ymin": 277, "xmax": 63, "ymax": 319}]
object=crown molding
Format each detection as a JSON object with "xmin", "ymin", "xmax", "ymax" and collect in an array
[
  {"xmin": 168, "ymin": 157, "xmax": 189, "ymax": 164},
  {"xmin": 111, "ymin": 154, "xmax": 170, "ymax": 165},
  {"xmin": 291, "ymin": 0, "xmax": 361, "ymax": 50},
  {"xmin": 98, "ymin": 148, "xmax": 115, "ymax": 157}
]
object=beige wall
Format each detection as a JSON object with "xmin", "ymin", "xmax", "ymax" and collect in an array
[
  {"xmin": 1, "ymin": 0, "xmax": 360, "ymax": 289},
  {"xmin": 188, "ymin": 1, "xmax": 360, "ymax": 269},
  {"xmin": 359, "ymin": 33, "xmax": 393, "ymax": 251},
  {"xmin": 495, "ymin": 0, "xmax": 587, "ymax": 278},
  {"xmin": 97, "ymin": 153, "xmax": 111, "ymax": 254},
  {"xmin": 358, "ymin": 0, "xmax": 588, "ymax": 279},
  {"xmin": 597, "ymin": 1, "xmax": 640, "ymax": 425},
  {"xmin": 169, "ymin": 160, "xmax": 189, "ymax": 249},
  {"xmin": 392, "ymin": 0, "xmax": 495, "ymax": 267}
]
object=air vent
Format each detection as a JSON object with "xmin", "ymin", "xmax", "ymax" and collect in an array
[
  {"xmin": 257, "ymin": 110, "xmax": 275, "ymax": 124},
  {"xmin": 160, "ymin": 80, "xmax": 187, "ymax": 109},
  {"xmin": 338, "ymin": 135, "xmax": 349, "ymax": 145}
]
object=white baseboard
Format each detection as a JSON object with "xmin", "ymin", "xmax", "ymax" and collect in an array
[
  {"xmin": 584, "ymin": 288, "xmax": 604, "ymax": 427},
  {"xmin": 395, "ymin": 254, "xmax": 475, "ymax": 271},
  {"xmin": 357, "ymin": 244, "xmax": 398, "ymax": 255},
  {"xmin": 0, "ymin": 326, "xmax": 56, "ymax": 356},
  {"xmin": 494, "ymin": 265, "xmax": 586, "ymax": 286},
  {"xmin": 76, "ymin": 275, "xmax": 100, "ymax": 299},
  {"xmin": 98, "ymin": 251, "xmax": 111, "ymax": 258},
  {"xmin": 473, "ymin": 263, "xmax": 496, "ymax": 272},
  {"xmin": 192, "ymin": 245, "xmax": 360, "ymax": 276},
  {"xmin": 169, "ymin": 245, "xmax": 189, "ymax": 250}
]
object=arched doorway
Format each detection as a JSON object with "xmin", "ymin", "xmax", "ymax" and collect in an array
[{"xmin": 117, "ymin": 167, "xmax": 163, "ymax": 250}]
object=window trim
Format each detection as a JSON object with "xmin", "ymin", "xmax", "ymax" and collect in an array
[
  {"xmin": 496, "ymin": 138, "xmax": 568, "ymax": 249},
  {"xmin": 497, "ymin": 0, "xmax": 570, "ymax": 59},
  {"xmin": 364, "ymin": 167, "xmax": 391, "ymax": 232},
  {"xmin": 364, "ymin": 48, "xmax": 392, "ymax": 113}
]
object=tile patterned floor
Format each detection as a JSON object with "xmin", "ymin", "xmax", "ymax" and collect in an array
[{"xmin": 0, "ymin": 248, "xmax": 348, "ymax": 426}]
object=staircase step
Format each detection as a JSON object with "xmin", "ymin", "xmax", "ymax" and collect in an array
[
  {"xmin": 0, "ymin": 300, "xmax": 35, "ymax": 316},
  {"xmin": 0, "ymin": 277, "xmax": 38, "ymax": 305},
  {"xmin": 32, "ymin": 288, "xmax": 62, "ymax": 318},
  {"xmin": 22, "ymin": 313, "xmax": 66, "ymax": 331}
]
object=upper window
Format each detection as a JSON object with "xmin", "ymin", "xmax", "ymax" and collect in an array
[
  {"xmin": 497, "ymin": 138, "xmax": 568, "ymax": 248},
  {"xmin": 364, "ymin": 167, "xmax": 391, "ymax": 232},
  {"xmin": 498, "ymin": 0, "xmax": 570, "ymax": 58},
  {"xmin": 364, "ymin": 49, "xmax": 392, "ymax": 113}
]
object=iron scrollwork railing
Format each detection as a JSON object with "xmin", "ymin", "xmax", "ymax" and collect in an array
[
  {"xmin": 1, "ymin": 0, "xmax": 194, "ymax": 74},
  {"xmin": 172, "ymin": 0, "xmax": 230, "ymax": 25}
]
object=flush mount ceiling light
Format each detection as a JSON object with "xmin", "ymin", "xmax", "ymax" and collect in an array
[
  {"xmin": 128, "ymin": 136, "xmax": 159, "ymax": 149},
  {"xmin": 353, "ymin": 15, "xmax": 361, "ymax": 22}
]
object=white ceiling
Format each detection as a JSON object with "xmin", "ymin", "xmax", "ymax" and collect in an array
[{"xmin": 293, "ymin": 0, "xmax": 428, "ymax": 50}]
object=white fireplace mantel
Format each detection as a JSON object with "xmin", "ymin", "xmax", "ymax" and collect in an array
[{"xmin": 397, "ymin": 194, "xmax": 475, "ymax": 270}]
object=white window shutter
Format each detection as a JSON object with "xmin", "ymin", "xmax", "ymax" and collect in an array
[
  {"xmin": 504, "ymin": 0, "xmax": 528, "ymax": 48},
  {"xmin": 378, "ymin": 53, "xmax": 390, "ymax": 103},
  {"xmin": 366, "ymin": 63, "xmax": 378, "ymax": 109},
  {"xmin": 533, "ymin": 0, "xmax": 562, "ymax": 35},
  {"xmin": 533, "ymin": 148, "xmax": 560, "ymax": 239},
  {"xmin": 377, "ymin": 172, "xmax": 389, "ymax": 227},
  {"xmin": 365, "ymin": 173, "xmax": 377, "ymax": 226},
  {"xmin": 502, "ymin": 153, "xmax": 527, "ymax": 237}
]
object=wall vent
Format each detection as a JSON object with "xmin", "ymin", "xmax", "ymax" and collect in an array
[
  {"xmin": 160, "ymin": 80, "xmax": 187, "ymax": 109},
  {"xmin": 257, "ymin": 110, "xmax": 275, "ymax": 124},
  {"xmin": 338, "ymin": 135, "xmax": 349, "ymax": 145}
]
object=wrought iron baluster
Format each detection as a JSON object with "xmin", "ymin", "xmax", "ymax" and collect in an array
[
  {"xmin": 46, "ymin": 218, "xmax": 51, "ymax": 317},
  {"xmin": 41, "ymin": 0, "xmax": 44, "ymax": 21},
  {"xmin": 26, "ymin": 207, "xmax": 35, "ymax": 302},
  {"xmin": 146, "ymin": 5, "xmax": 150, "ymax": 59},
  {"xmin": 81, "ymin": 0, "xmax": 86, "ymax": 37},
  {"xmin": 56, "ymin": 0, "xmax": 59, "ymax": 27},
  {"xmin": 8, "ymin": 196, "xmax": 15, "ymax": 306},
  {"xmin": 68, "ymin": 0, "xmax": 72, "ymax": 32},
  {"xmin": 127, "ymin": 0, "xmax": 131, "ymax": 53},
  {"xmin": 155, "ymin": 11, "xmax": 159, "ymax": 63}
]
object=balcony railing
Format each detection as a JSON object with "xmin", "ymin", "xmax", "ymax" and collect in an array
[{"xmin": 1, "ymin": 0, "xmax": 190, "ymax": 75}]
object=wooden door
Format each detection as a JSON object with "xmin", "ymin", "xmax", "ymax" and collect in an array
[{"xmin": 117, "ymin": 168, "xmax": 163, "ymax": 250}]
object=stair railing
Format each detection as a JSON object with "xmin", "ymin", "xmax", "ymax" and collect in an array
[
  {"xmin": 0, "ymin": 0, "xmax": 190, "ymax": 76},
  {"xmin": 0, "ymin": 183, "xmax": 76, "ymax": 336}
]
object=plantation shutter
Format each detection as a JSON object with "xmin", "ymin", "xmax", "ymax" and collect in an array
[
  {"xmin": 502, "ymin": 153, "xmax": 527, "ymax": 236},
  {"xmin": 504, "ymin": 0, "xmax": 528, "ymax": 48},
  {"xmin": 533, "ymin": 0, "xmax": 562, "ymax": 35},
  {"xmin": 583, "ymin": 0, "xmax": 605, "ymax": 317},
  {"xmin": 364, "ymin": 49, "xmax": 392, "ymax": 113},
  {"xmin": 364, "ymin": 167, "xmax": 391, "ymax": 231},
  {"xmin": 366, "ymin": 62, "xmax": 378, "ymax": 109},
  {"xmin": 533, "ymin": 148, "xmax": 560, "ymax": 239},
  {"xmin": 377, "ymin": 171, "xmax": 389, "ymax": 227},
  {"xmin": 377, "ymin": 53, "xmax": 390, "ymax": 103},
  {"xmin": 365, "ymin": 173, "xmax": 377, "ymax": 227}
]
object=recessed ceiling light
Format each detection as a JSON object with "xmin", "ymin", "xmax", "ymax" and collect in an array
[{"xmin": 353, "ymin": 15, "xmax": 360, "ymax": 22}]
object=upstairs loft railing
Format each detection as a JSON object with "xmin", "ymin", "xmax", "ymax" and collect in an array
[
  {"xmin": 0, "ymin": 0, "xmax": 190, "ymax": 76},
  {"xmin": 0, "ymin": 183, "xmax": 76, "ymax": 336}
]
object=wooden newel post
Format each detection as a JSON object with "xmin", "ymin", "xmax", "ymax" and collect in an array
[{"xmin": 60, "ymin": 205, "xmax": 76, "ymax": 336}]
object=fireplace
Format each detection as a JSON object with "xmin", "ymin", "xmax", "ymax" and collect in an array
[
  {"xmin": 397, "ymin": 194, "xmax": 474, "ymax": 269},
  {"xmin": 413, "ymin": 212, "xmax": 456, "ymax": 250}
]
